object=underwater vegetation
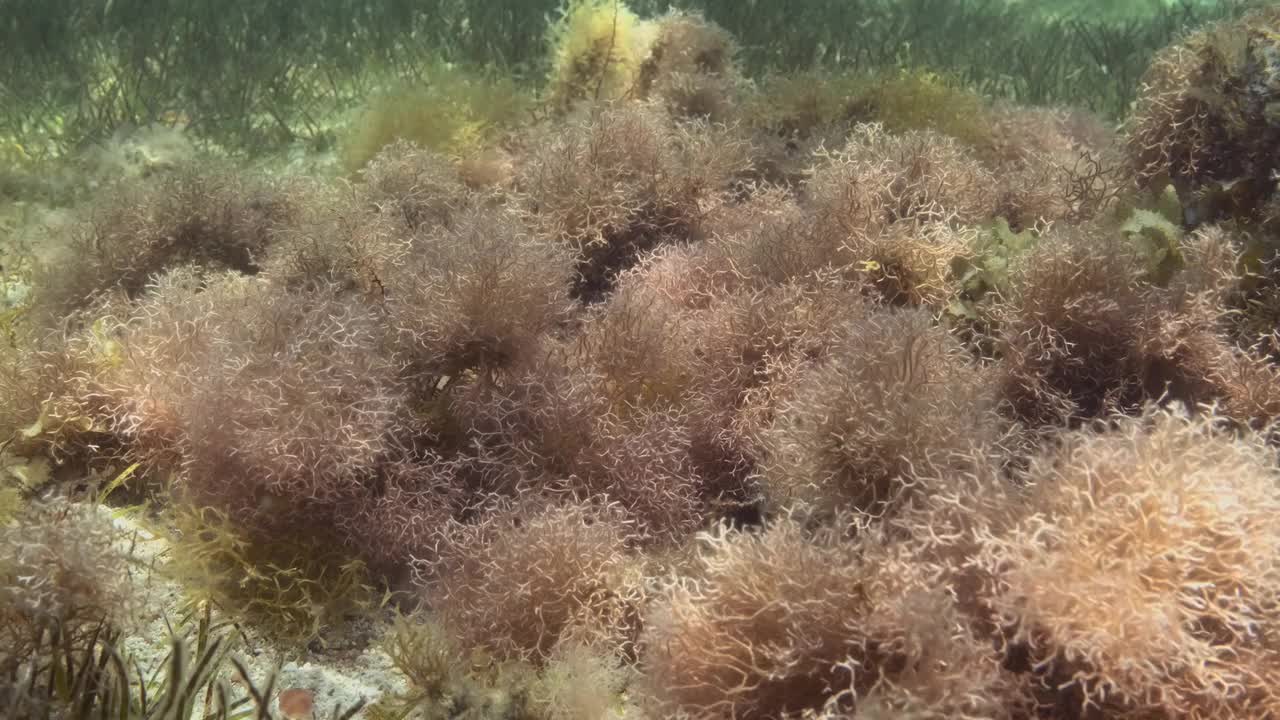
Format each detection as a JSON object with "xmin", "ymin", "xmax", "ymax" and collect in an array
[
  {"xmin": 0, "ymin": 0, "xmax": 1257, "ymax": 159},
  {"xmin": 4, "ymin": 1, "xmax": 1280, "ymax": 719}
]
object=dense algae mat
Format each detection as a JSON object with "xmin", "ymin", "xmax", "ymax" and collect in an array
[{"xmin": 4, "ymin": 1, "xmax": 1280, "ymax": 718}]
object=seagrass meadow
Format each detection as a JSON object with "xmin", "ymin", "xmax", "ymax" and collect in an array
[{"xmin": 3, "ymin": 0, "xmax": 1280, "ymax": 718}]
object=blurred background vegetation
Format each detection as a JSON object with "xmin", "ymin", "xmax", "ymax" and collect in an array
[{"xmin": 0, "ymin": 0, "xmax": 1258, "ymax": 158}]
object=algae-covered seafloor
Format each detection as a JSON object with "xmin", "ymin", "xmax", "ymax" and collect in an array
[{"xmin": 3, "ymin": 0, "xmax": 1280, "ymax": 718}]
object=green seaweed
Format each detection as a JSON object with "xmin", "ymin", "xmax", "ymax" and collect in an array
[
  {"xmin": 3, "ymin": 607, "xmax": 366, "ymax": 720},
  {"xmin": 949, "ymin": 217, "xmax": 1039, "ymax": 320},
  {"xmin": 160, "ymin": 506, "xmax": 379, "ymax": 647},
  {"xmin": 1121, "ymin": 207, "xmax": 1185, "ymax": 286}
]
